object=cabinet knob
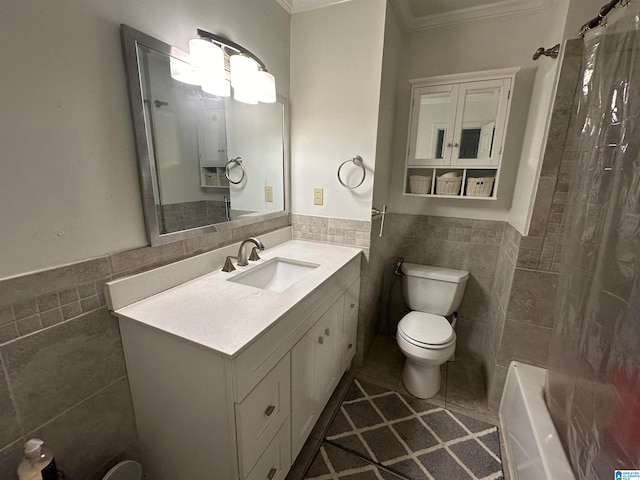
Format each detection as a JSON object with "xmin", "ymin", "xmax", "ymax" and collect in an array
[
  {"xmin": 447, "ymin": 142, "xmax": 453, "ymax": 147},
  {"xmin": 348, "ymin": 343, "xmax": 353, "ymax": 349},
  {"xmin": 318, "ymin": 336, "xmax": 324, "ymax": 344},
  {"xmin": 267, "ymin": 467, "xmax": 277, "ymax": 479},
  {"xmin": 350, "ymin": 303, "xmax": 355, "ymax": 308},
  {"xmin": 453, "ymin": 142, "xmax": 460, "ymax": 147},
  {"xmin": 265, "ymin": 405, "xmax": 275, "ymax": 416},
  {"xmin": 325, "ymin": 328, "xmax": 330, "ymax": 336}
]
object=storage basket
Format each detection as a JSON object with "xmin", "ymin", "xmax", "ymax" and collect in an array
[
  {"xmin": 436, "ymin": 174, "xmax": 463, "ymax": 195},
  {"xmin": 409, "ymin": 175, "xmax": 431, "ymax": 194},
  {"xmin": 466, "ymin": 177, "xmax": 495, "ymax": 197}
]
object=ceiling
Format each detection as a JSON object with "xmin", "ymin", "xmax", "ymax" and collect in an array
[{"xmin": 276, "ymin": 0, "xmax": 547, "ymax": 31}]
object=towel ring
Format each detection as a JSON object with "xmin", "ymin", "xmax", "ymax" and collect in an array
[
  {"xmin": 337, "ymin": 155, "xmax": 366, "ymax": 189},
  {"xmin": 225, "ymin": 157, "xmax": 245, "ymax": 185}
]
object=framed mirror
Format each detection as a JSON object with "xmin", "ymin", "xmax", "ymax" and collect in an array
[{"xmin": 121, "ymin": 25, "xmax": 289, "ymax": 246}]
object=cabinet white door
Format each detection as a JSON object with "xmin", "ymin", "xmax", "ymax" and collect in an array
[
  {"xmin": 451, "ymin": 79, "xmax": 511, "ymax": 167},
  {"xmin": 408, "ymin": 84, "xmax": 458, "ymax": 166},
  {"xmin": 341, "ymin": 279, "xmax": 360, "ymax": 374},
  {"xmin": 291, "ymin": 299, "xmax": 342, "ymax": 459}
]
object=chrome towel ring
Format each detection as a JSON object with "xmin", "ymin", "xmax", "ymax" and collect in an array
[
  {"xmin": 225, "ymin": 157, "xmax": 245, "ymax": 185},
  {"xmin": 337, "ymin": 155, "xmax": 366, "ymax": 189}
]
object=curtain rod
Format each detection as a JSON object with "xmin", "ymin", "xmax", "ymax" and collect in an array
[{"xmin": 580, "ymin": 0, "xmax": 625, "ymax": 36}]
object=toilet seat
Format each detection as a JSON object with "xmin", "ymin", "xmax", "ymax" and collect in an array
[{"xmin": 398, "ymin": 311, "xmax": 455, "ymax": 348}]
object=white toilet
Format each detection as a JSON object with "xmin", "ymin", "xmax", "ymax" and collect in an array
[
  {"xmin": 102, "ymin": 460, "xmax": 142, "ymax": 480},
  {"xmin": 396, "ymin": 262, "xmax": 469, "ymax": 398}
]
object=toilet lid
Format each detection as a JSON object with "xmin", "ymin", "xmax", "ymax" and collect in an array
[
  {"xmin": 103, "ymin": 461, "xmax": 142, "ymax": 480},
  {"xmin": 398, "ymin": 311, "xmax": 454, "ymax": 346}
]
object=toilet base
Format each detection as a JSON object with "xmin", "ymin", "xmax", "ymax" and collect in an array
[{"xmin": 402, "ymin": 359, "xmax": 442, "ymax": 399}]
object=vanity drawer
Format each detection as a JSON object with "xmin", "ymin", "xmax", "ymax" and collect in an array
[
  {"xmin": 236, "ymin": 354, "xmax": 291, "ymax": 477},
  {"xmin": 245, "ymin": 417, "xmax": 291, "ymax": 480}
]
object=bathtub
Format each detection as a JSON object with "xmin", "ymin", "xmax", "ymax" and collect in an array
[{"xmin": 499, "ymin": 361, "xmax": 575, "ymax": 480}]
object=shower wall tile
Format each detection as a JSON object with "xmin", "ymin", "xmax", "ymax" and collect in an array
[
  {"xmin": 497, "ymin": 320, "xmax": 553, "ymax": 368},
  {"xmin": 506, "ymin": 270, "xmax": 558, "ymax": 327},
  {"xmin": 0, "ymin": 309, "xmax": 127, "ymax": 433}
]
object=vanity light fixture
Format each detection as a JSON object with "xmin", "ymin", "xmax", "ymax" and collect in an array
[{"xmin": 171, "ymin": 28, "xmax": 277, "ymax": 104}]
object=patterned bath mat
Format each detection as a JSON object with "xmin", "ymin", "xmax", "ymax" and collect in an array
[{"xmin": 304, "ymin": 378, "xmax": 503, "ymax": 480}]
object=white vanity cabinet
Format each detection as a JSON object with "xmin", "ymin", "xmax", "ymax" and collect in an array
[
  {"xmin": 112, "ymin": 244, "xmax": 361, "ymax": 480},
  {"xmin": 404, "ymin": 68, "xmax": 519, "ymax": 199},
  {"xmin": 291, "ymin": 278, "xmax": 360, "ymax": 458}
]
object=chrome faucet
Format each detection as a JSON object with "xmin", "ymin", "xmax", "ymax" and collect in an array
[{"xmin": 237, "ymin": 237, "xmax": 265, "ymax": 266}]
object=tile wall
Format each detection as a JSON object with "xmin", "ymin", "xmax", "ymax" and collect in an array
[
  {"xmin": 0, "ymin": 213, "xmax": 289, "ymax": 479},
  {"xmin": 484, "ymin": 39, "xmax": 583, "ymax": 408}
]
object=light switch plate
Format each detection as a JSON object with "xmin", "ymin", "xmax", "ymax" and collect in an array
[
  {"xmin": 313, "ymin": 188, "xmax": 323, "ymax": 206},
  {"xmin": 265, "ymin": 186, "xmax": 273, "ymax": 202}
]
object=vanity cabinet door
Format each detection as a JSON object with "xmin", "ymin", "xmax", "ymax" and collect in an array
[
  {"xmin": 291, "ymin": 298, "xmax": 343, "ymax": 459},
  {"xmin": 341, "ymin": 279, "xmax": 360, "ymax": 374}
]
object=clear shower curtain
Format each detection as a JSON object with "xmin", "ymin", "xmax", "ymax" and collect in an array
[{"xmin": 546, "ymin": 3, "xmax": 640, "ymax": 478}]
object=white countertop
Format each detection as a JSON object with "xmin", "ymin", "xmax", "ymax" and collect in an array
[{"xmin": 114, "ymin": 240, "xmax": 362, "ymax": 358}]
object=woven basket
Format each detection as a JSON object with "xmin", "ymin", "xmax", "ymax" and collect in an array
[
  {"xmin": 436, "ymin": 174, "xmax": 463, "ymax": 195},
  {"xmin": 466, "ymin": 177, "xmax": 495, "ymax": 197},
  {"xmin": 409, "ymin": 175, "xmax": 431, "ymax": 194}
]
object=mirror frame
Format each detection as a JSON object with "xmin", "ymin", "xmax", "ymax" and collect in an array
[{"xmin": 120, "ymin": 24, "xmax": 290, "ymax": 246}]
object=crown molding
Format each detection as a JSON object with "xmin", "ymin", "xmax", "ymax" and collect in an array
[
  {"xmin": 275, "ymin": 0, "xmax": 293, "ymax": 14},
  {"xmin": 391, "ymin": 0, "xmax": 548, "ymax": 32},
  {"xmin": 279, "ymin": 0, "xmax": 355, "ymax": 15}
]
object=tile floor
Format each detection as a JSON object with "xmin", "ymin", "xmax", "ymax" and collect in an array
[{"xmin": 286, "ymin": 334, "xmax": 510, "ymax": 480}]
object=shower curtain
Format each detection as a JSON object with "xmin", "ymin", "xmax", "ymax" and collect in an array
[{"xmin": 545, "ymin": 2, "xmax": 640, "ymax": 478}]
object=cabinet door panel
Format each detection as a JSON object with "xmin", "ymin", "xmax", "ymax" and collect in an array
[
  {"xmin": 452, "ymin": 79, "xmax": 511, "ymax": 167},
  {"xmin": 341, "ymin": 279, "xmax": 360, "ymax": 374},
  {"xmin": 314, "ymin": 300, "xmax": 342, "ymax": 410},
  {"xmin": 291, "ymin": 326, "xmax": 318, "ymax": 459},
  {"xmin": 408, "ymin": 85, "xmax": 458, "ymax": 166}
]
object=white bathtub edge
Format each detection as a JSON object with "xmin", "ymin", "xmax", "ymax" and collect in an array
[{"xmin": 499, "ymin": 361, "xmax": 575, "ymax": 480}]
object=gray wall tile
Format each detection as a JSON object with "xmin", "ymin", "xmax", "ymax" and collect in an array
[
  {"xmin": 0, "ymin": 363, "xmax": 22, "ymax": 448},
  {"xmin": 507, "ymin": 269, "xmax": 559, "ymax": 327},
  {"xmin": 30, "ymin": 378, "xmax": 137, "ymax": 480},
  {"xmin": 0, "ymin": 440, "xmax": 23, "ymax": 480},
  {"xmin": 528, "ymin": 177, "xmax": 557, "ymax": 237},
  {"xmin": 0, "ymin": 257, "xmax": 111, "ymax": 307},
  {"xmin": 110, "ymin": 242, "xmax": 185, "ymax": 276},
  {"xmin": 497, "ymin": 320, "xmax": 553, "ymax": 368},
  {"xmin": 1, "ymin": 309, "xmax": 127, "ymax": 432}
]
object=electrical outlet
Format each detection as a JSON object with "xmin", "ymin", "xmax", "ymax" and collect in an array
[
  {"xmin": 265, "ymin": 185, "xmax": 273, "ymax": 202},
  {"xmin": 313, "ymin": 188, "xmax": 323, "ymax": 206}
]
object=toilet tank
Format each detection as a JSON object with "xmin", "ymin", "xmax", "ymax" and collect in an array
[{"xmin": 401, "ymin": 263, "xmax": 469, "ymax": 316}]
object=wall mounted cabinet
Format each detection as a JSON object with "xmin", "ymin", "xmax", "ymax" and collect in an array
[{"xmin": 404, "ymin": 68, "xmax": 519, "ymax": 199}]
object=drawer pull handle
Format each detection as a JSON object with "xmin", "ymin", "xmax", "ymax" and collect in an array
[
  {"xmin": 325, "ymin": 328, "xmax": 330, "ymax": 336},
  {"xmin": 318, "ymin": 336, "xmax": 324, "ymax": 344},
  {"xmin": 265, "ymin": 405, "xmax": 275, "ymax": 416},
  {"xmin": 350, "ymin": 303, "xmax": 355, "ymax": 308},
  {"xmin": 267, "ymin": 467, "xmax": 277, "ymax": 479},
  {"xmin": 348, "ymin": 343, "xmax": 353, "ymax": 349}
]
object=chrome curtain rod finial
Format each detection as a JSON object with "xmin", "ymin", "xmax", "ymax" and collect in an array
[{"xmin": 532, "ymin": 44, "xmax": 560, "ymax": 60}]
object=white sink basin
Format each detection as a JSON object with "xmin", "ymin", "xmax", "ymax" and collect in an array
[{"xmin": 227, "ymin": 257, "xmax": 319, "ymax": 292}]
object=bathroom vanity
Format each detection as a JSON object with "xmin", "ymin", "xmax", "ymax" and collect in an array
[{"xmin": 106, "ymin": 233, "xmax": 361, "ymax": 480}]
